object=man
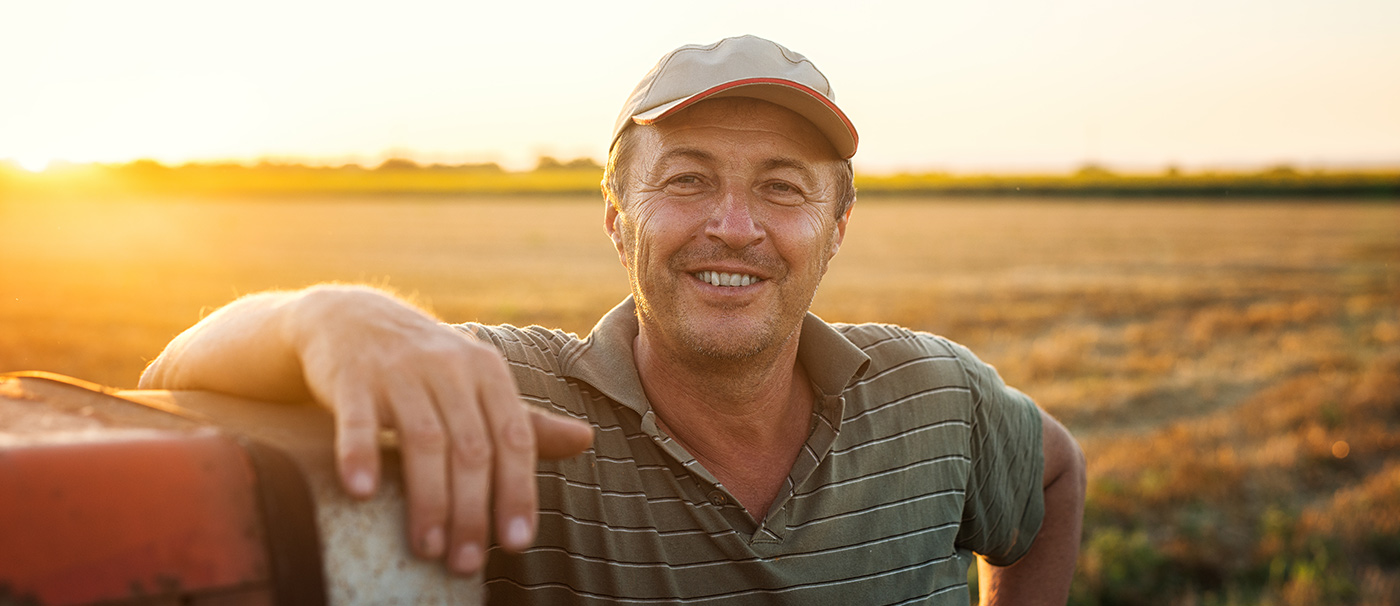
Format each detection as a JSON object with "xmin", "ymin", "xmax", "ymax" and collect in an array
[{"xmin": 141, "ymin": 35, "xmax": 1085, "ymax": 604}]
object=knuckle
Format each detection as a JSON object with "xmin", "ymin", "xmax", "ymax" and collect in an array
[
  {"xmin": 498, "ymin": 415, "xmax": 536, "ymax": 454},
  {"xmin": 451, "ymin": 434, "xmax": 493, "ymax": 469},
  {"xmin": 418, "ymin": 337, "xmax": 464, "ymax": 360},
  {"xmin": 461, "ymin": 339, "xmax": 503, "ymax": 363},
  {"xmin": 399, "ymin": 422, "xmax": 448, "ymax": 454}
]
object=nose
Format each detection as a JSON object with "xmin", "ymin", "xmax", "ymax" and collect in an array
[{"xmin": 704, "ymin": 186, "xmax": 765, "ymax": 250}]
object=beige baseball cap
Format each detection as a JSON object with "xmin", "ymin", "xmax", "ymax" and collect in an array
[{"xmin": 611, "ymin": 35, "xmax": 858, "ymax": 159}]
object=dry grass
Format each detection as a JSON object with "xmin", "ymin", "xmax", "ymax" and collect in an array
[
  {"xmin": 1, "ymin": 194, "xmax": 630, "ymax": 385},
  {"xmin": 3, "ymin": 194, "xmax": 1398, "ymax": 604}
]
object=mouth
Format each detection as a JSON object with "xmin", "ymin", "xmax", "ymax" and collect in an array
[{"xmin": 693, "ymin": 270, "xmax": 763, "ymax": 287}]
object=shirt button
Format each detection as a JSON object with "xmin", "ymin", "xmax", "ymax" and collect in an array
[{"xmin": 708, "ymin": 491, "xmax": 728, "ymax": 506}]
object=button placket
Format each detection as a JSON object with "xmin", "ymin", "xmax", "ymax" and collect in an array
[{"xmin": 707, "ymin": 490, "xmax": 728, "ymax": 507}]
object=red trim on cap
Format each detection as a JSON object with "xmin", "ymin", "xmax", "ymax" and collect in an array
[{"xmin": 636, "ymin": 77, "xmax": 858, "ymax": 154}]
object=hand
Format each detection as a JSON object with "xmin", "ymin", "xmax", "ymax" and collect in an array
[{"xmin": 289, "ymin": 285, "xmax": 594, "ymax": 575}]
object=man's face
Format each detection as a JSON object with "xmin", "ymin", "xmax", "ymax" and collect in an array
[{"xmin": 605, "ymin": 97, "xmax": 850, "ymax": 362}]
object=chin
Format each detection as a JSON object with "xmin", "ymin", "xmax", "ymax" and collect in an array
[
  {"xmin": 634, "ymin": 278, "xmax": 811, "ymax": 362},
  {"xmin": 682, "ymin": 333, "xmax": 767, "ymax": 360},
  {"xmin": 673, "ymin": 308, "xmax": 794, "ymax": 361}
]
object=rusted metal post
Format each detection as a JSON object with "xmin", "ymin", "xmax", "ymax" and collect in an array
[{"xmin": 0, "ymin": 373, "xmax": 481, "ymax": 605}]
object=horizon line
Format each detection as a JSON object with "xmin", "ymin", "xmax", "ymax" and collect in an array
[{"xmin": 6, "ymin": 156, "xmax": 1400, "ymax": 178}]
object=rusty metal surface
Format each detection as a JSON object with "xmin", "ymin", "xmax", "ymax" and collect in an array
[
  {"xmin": 0, "ymin": 406, "xmax": 270, "ymax": 604},
  {"xmin": 1, "ymin": 374, "xmax": 480, "ymax": 605},
  {"xmin": 118, "ymin": 389, "xmax": 481, "ymax": 606}
]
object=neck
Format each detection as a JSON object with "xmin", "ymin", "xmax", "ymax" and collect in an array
[
  {"xmin": 633, "ymin": 326, "xmax": 813, "ymax": 517},
  {"xmin": 633, "ymin": 322, "xmax": 802, "ymax": 422}
]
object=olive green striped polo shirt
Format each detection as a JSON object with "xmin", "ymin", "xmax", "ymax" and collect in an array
[{"xmin": 458, "ymin": 298, "xmax": 1044, "ymax": 605}]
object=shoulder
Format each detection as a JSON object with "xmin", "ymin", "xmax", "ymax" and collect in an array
[
  {"xmin": 831, "ymin": 322, "xmax": 971, "ymax": 383},
  {"xmin": 448, "ymin": 323, "xmax": 586, "ymax": 402},
  {"xmin": 451, "ymin": 323, "xmax": 580, "ymax": 359},
  {"xmin": 829, "ymin": 321, "xmax": 966, "ymax": 356},
  {"xmin": 830, "ymin": 322, "xmax": 1024, "ymax": 410}
]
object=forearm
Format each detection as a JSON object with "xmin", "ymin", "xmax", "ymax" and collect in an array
[
  {"xmin": 139, "ymin": 290, "xmax": 311, "ymax": 401},
  {"xmin": 978, "ymin": 411, "xmax": 1087, "ymax": 605}
]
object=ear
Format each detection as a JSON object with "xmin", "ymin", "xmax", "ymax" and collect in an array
[
  {"xmin": 604, "ymin": 198, "xmax": 628, "ymax": 267},
  {"xmin": 828, "ymin": 205, "xmax": 852, "ymax": 259}
]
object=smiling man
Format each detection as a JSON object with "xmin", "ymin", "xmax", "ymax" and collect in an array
[{"xmin": 142, "ymin": 35, "xmax": 1085, "ymax": 605}]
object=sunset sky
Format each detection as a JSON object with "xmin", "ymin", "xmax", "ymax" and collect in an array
[{"xmin": 3, "ymin": 0, "xmax": 1398, "ymax": 173}]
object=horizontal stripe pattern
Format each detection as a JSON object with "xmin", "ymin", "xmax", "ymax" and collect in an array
[{"xmin": 457, "ymin": 312, "xmax": 1043, "ymax": 605}]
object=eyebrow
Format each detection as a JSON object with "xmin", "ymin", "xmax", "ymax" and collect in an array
[{"xmin": 760, "ymin": 157, "xmax": 817, "ymax": 179}]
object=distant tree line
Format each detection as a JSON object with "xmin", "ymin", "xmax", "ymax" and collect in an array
[
  {"xmin": 102, "ymin": 156, "xmax": 603, "ymax": 173},
  {"xmin": 3, "ymin": 158, "xmax": 1396, "ymax": 198}
]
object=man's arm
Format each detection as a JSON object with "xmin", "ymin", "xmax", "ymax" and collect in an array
[
  {"xmin": 140, "ymin": 284, "xmax": 593, "ymax": 574},
  {"xmin": 977, "ymin": 408, "xmax": 1086, "ymax": 606}
]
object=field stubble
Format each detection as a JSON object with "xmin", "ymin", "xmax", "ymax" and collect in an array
[{"xmin": 2, "ymin": 194, "xmax": 1398, "ymax": 604}]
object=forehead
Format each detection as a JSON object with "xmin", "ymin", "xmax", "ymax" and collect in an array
[{"xmin": 637, "ymin": 97, "xmax": 840, "ymax": 166}]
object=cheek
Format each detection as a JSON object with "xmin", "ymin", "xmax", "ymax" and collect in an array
[
  {"xmin": 629, "ymin": 200, "xmax": 700, "ymax": 255},
  {"xmin": 620, "ymin": 206, "xmax": 671, "ymax": 269},
  {"xmin": 773, "ymin": 209, "xmax": 834, "ymax": 263},
  {"xmin": 617, "ymin": 216, "xmax": 642, "ymax": 268}
]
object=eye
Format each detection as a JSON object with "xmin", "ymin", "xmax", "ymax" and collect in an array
[
  {"xmin": 674, "ymin": 175, "xmax": 700, "ymax": 185},
  {"xmin": 762, "ymin": 180, "xmax": 805, "ymax": 204},
  {"xmin": 664, "ymin": 174, "xmax": 707, "ymax": 193}
]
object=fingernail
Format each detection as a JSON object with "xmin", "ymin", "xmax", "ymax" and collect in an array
[
  {"xmin": 422, "ymin": 526, "xmax": 445, "ymax": 558},
  {"xmin": 348, "ymin": 471, "xmax": 374, "ymax": 496},
  {"xmin": 506, "ymin": 516, "xmax": 533, "ymax": 549},
  {"xmin": 453, "ymin": 542, "xmax": 483, "ymax": 574}
]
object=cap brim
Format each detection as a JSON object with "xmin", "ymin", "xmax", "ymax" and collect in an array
[{"xmin": 632, "ymin": 78, "xmax": 858, "ymax": 159}]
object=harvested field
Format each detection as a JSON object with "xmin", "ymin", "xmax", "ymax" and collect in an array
[{"xmin": 3, "ymin": 194, "xmax": 1397, "ymax": 604}]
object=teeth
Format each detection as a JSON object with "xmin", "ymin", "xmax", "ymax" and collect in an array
[{"xmin": 695, "ymin": 271, "xmax": 760, "ymax": 287}]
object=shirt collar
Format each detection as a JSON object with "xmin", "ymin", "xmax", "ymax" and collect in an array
[{"xmin": 561, "ymin": 297, "xmax": 871, "ymax": 417}]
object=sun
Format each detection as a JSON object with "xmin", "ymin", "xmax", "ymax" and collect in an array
[{"xmin": 16, "ymin": 156, "xmax": 51, "ymax": 173}]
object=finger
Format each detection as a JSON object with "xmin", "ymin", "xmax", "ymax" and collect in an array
[
  {"xmin": 333, "ymin": 385, "xmax": 382, "ymax": 500},
  {"xmin": 429, "ymin": 361, "xmax": 495, "ymax": 574},
  {"xmin": 384, "ymin": 374, "xmax": 452, "ymax": 560},
  {"xmin": 472, "ymin": 351, "xmax": 540, "ymax": 553},
  {"xmin": 529, "ymin": 407, "xmax": 594, "ymax": 459}
]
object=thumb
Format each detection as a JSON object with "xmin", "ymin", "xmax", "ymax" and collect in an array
[{"xmin": 528, "ymin": 406, "xmax": 594, "ymax": 459}]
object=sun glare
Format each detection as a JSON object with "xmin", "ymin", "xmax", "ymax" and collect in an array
[{"xmin": 17, "ymin": 157, "xmax": 51, "ymax": 173}]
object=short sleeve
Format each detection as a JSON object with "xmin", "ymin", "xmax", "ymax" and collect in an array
[
  {"xmin": 945, "ymin": 338, "xmax": 1045, "ymax": 566},
  {"xmin": 447, "ymin": 322, "xmax": 581, "ymax": 417}
]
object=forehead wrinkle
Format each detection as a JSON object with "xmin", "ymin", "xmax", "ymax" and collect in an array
[{"xmin": 654, "ymin": 147, "xmax": 717, "ymax": 171}]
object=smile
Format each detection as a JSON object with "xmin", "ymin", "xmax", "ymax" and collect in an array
[{"xmin": 694, "ymin": 271, "xmax": 762, "ymax": 287}]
